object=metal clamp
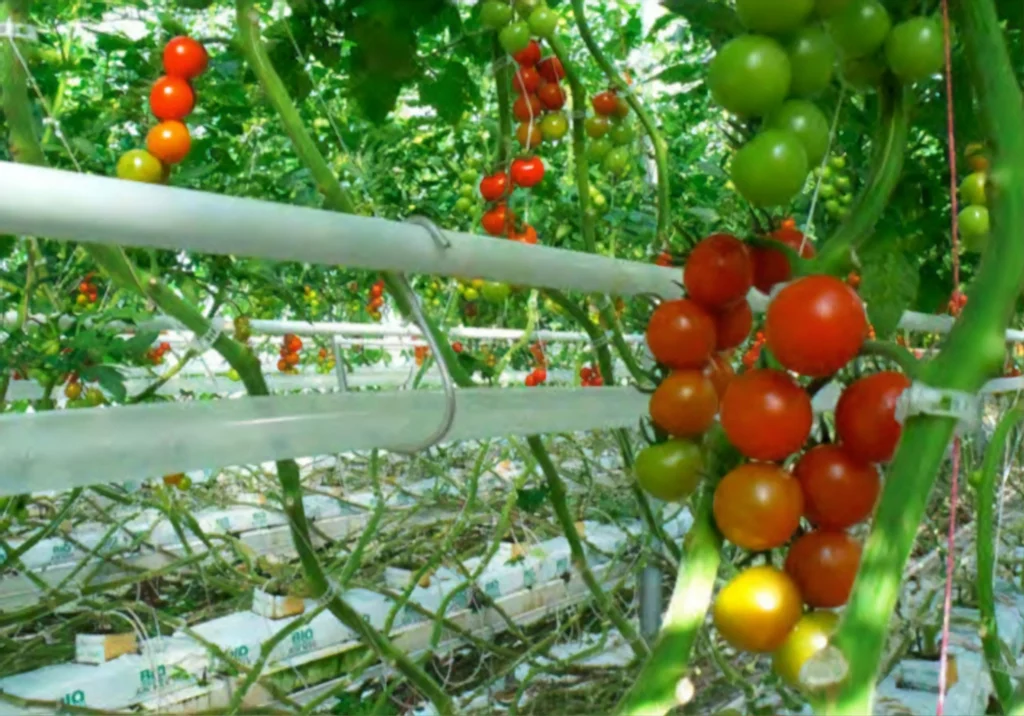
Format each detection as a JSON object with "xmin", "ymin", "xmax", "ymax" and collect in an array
[
  {"xmin": 1, "ymin": 19, "xmax": 38, "ymax": 42},
  {"xmin": 571, "ymin": 109, "xmax": 589, "ymax": 120},
  {"xmin": 394, "ymin": 216, "xmax": 457, "ymax": 453}
]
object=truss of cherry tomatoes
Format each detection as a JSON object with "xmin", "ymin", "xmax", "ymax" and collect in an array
[
  {"xmin": 75, "ymin": 275, "xmax": 100, "ymax": 309},
  {"xmin": 278, "ymin": 333, "xmax": 303, "ymax": 374},
  {"xmin": 115, "ymin": 36, "xmax": 208, "ymax": 184},
  {"xmin": 367, "ymin": 279, "xmax": 385, "ymax": 322},
  {"xmin": 146, "ymin": 341, "xmax": 173, "ymax": 366}
]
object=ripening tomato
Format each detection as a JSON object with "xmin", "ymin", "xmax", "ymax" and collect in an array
[
  {"xmin": 479, "ymin": 171, "xmax": 510, "ymax": 201},
  {"xmin": 766, "ymin": 275, "xmax": 867, "ymax": 377},
  {"xmin": 146, "ymin": 120, "xmax": 192, "ymax": 165},
  {"xmin": 721, "ymin": 368, "xmax": 812, "ymax": 461},
  {"xmin": 592, "ymin": 90, "xmax": 619, "ymax": 116},
  {"xmin": 537, "ymin": 81, "xmax": 566, "ymax": 110},
  {"xmin": 704, "ymin": 353, "xmax": 735, "ymax": 399},
  {"xmin": 634, "ymin": 439, "xmax": 705, "ymax": 502},
  {"xmin": 482, "ymin": 204, "xmax": 513, "ymax": 235},
  {"xmin": 277, "ymin": 358, "xmax": 289, "ymax": 372},
  {"xmin": 772, "ymin": 611, "xmax": 840, "ymax": 688},
  {"xmin": 713, "ymin": 566, "xmax": 803, "ymax": 653},
  {"xmin": 714, "ymin": 463, "xmax": 803, "ymax": 550},
  {"xmin": 511, "ymin": 156, "xmax": 545, "ymax": 188},
  {"xmin": 684, "ymin": 233, "xmax": 753, "ymax": 309},
  {"xmin": 512, "ymin": 38, "xmax": 542, "ymax": 66},
  {"xmin": 714, "ymin": 300, "xmax": 753, "ymax": 350},
  {"xmin": 150, "ymin": 76, "xmax": 195, "ymax": 121},
  {"xmin": 163, "ymin": 36, "xmax": 209, "ymax": 80},
  {"xmin": 537, "ymin": 56, "xmax": 565, "ymax": 82},
  {"xmin": 794, "ymin": 444, "xmax": 880, "ymax": 528},
  {"xmin": 509, "ymin": 224, "xmax": 539, "ymax": 244},
  {"xmin": 785, "ymin": 530, "xmax": 861, "ymax": 608},
  {"xmin": 752, "ymin": 226, "xmax": 816, "ymax": 293},
  {"xmin": 645, "ymin": 299, "xmax": 717, "ymax": 370},
  {"xmin": 513, "ymin": 93, "xmax": 542, "ymax": 121},
  {"xmin": 116, "ymin": 149, "xmax": 164, "ymax": 183},
  {"xmin": 513, "ymin": 65, "xmax": 542, "ymax": 94},
  {"xmin": 648, "ymin": 370, "xmax": 719, "ymax": 438},
  {"xmin": 834, "ymin": 371, "xmax": 911, "ymax": 463},
  {"xmin": 516, "ymin": 121, "xmax": 544, "ymax": 148},
  {"xmin": 540, "ymin": 112, "xmax": 569, "ymax": 141}
]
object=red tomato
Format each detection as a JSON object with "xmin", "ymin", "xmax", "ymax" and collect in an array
[
  {"xmin": 525, "ymin": 374, "xmax": 539, "ymax": 387},
  {"xmin": 370, "ymin": 283, "xmax": 384, "ymax": 298},
  {"xmin": 649, "ymin": 370, "xmax": 719, "ymax": 438},
  {"xmin": 509, "ymin": 224, "xmax": 539, "ymax": 244},
  {"xmin": 684, "ymin": 233, "xmax": 753, "ymax": 310},
  {"xmin": 752, "ymin": 227, "xmax": 815, "ymax": 294},
  {"xmin": 713, "ymin": 300, "xmax": 753, "ymax": 350},
  {"xmin": 533, "ymin": 367, "xmax": 548, "ymax": 382},
  {"xmin": 537, "ymin": 81, "xmax": 566, "ymax": 110},
  {"xmin": 794, "ymin": 444, "xmax": 880, "ymax": 529},
  {"xmin": 785, "ymin": 530, "xmax": 861, "ymax": 608},
  {"xmin": 714, "ymin": 463, "xmax": 804, "ymax": 550},
  {"xmin": 645, "ymin": 299, "xmax": 717, "ymax": 370},
  {"xmin": 538, "ymin": 56, "xmax": 565, "ymax": 82},
  {"xmin": 513, "ymin": 93, "xmax": 542, "ymax": 121},
  {"xmin": 452, "ymin": 341, "xmax": 464, "ymax": 353},
  {"xmin": 704, "ymin": 353, "xmax": 735, "ymax": 399},
  {"xmin": 150, "ymin": 76, "xmax": 195, "ymax": 121},
  {"xmin": 146, "ymin": 120, "xmax": 192, "ymax": 165},
  {"xmin": 592, "ymin": 90, "xmax": 619, "ymax": 116},
  {"xmin": 479, "ymin": 171, "xmax": 510, "ymax": 201},
  {"xmin": 510, "ymin": 156, "xmax": 545, "ymax": 188},
  {"xmin": 163, "ymin": 36, "xmax": 209, "ymax": 80},
  {"xmin": 835, "ymin": 371, "xmax": 912, "ymax": 462},
  {"xmin": 513, "ymin": 66, "xmax": 542, "ymax": 94},
  {"xmin": 766, "ymin": 275, "xmax": 868, "ymax": 377},
  {"xmin": 513, "ymin": 39, "xmax": 542, "ymax": 66},
  {"xmin": 481, "ymin": 204, "xmax": 513, "ymax": 236},
  {"xmin": 277, "ymin": 358, "xmax": 289, "ymax": 372},
  {"xmin": 721, "ymin": 368, "xmax": 812, "ymax": 461}
]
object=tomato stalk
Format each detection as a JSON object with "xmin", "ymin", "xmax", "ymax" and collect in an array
[
  {"xmin": 858, "ymin": 339, "xmax": 920, "ymax": 377},
  {"xmin": 975, "ymin": 406, "xmax": 1023, "ymax": 712},
  {"xmin": 828, "ymin": 1, "xmax": 1024, "ymax": 712},
  {"xmin": 569, "ymin": 0, "xmax": 672, "ymax": 249},
  {"xmin": 491, "ymin": 37, "xmax": 513, "ymax": 168},
  {"xmin": 813, "ymin": 80, "xmax": 911, "ymax": 277}
]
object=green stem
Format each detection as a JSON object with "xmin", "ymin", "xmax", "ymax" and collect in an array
[
  {"xmin": 492, "ymin": 37, "xmax": 513, "ymax": 167},
  {"xmin": 976, "ymin": 406, "xmax": 1022, "ymax": 712},
  {"xmin": 527, "ymin": 435, "xmax": 650, "ymax": 659},
  {"xmin": 859, "ymin": 340, "xmax": 920, "ymax": 377},
  {"xmin": 829, "ymin": 1, "xmax": 1024, "ymax": 712},
  {"xmin": 569, "ymin": 0, "xmax": 672, "ymax": 247},
  {"xmin": 814, "ymin": 80, "xmax": 911, "ymax": 276}
]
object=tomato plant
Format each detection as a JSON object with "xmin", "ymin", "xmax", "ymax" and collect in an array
[
  {"xmin": 648, "ymin": 370, "xmax": 719, "ymax": 438},
  {"xmin": 721, "ymin": 368, "xmax": 812, "ymax": 461},
  {"xmin": 713, "ymin": 463, "xmax": 803, "ymax": 550},
  {"xmin": 713, "ymin": 566, "xmax": 803, "ymax": 653},
  {"xmin": 785, "ymin": 530, "xmax": 862, "ymax": 608},
  {"xmin": 645, "ymin": 299, "xmax": 717, "ymax": 370},
  {"xmin": 834, "ymin": 371, "xmax": 911, "ymax": 463},
  {"xmin": 634, "ymin": 439, "xmax": 705, "ymax": 502},
  {"xmin": 794, "ymin": 444, "xmax": 880, "ymax": 528}
]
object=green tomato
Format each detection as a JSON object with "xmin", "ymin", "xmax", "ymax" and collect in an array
[
  {"xmin": 967, "ymin": 469, "xmax": 984, "ymax": 489},
  {"xmin": 528, "ymin": 7, "xmax": 559, "ymax": 37},
  {"xmin": 585, "ymin": 116, "xmax": 610, "ymax": 138},
  {"xmin": 834, "ymin": 175, "xmax": 851, "ymax": 191},
  {"xmin": 731, "ymin": 129, "xmax": 809, "ymax": 207},
  {"xmin": 819, "ymin": 183, "xmax": 837, "ymax": 199},
  {"xmin": 829, "ymin": 155, "xmax": 847, "ymax": 170},
  {"xmin": 591, "ymin": 191, "xmax": 608, "ymax": 210},
  {"xmin": 815, "ymin": 165, "xmax": 833, "ymax": 180},
  {"xmin": 772, "ymin": 611, "xmax": 840, "ymax": 688},
  {"xmin": 825, "ymin": 198, "xmax": 843, "ymax": 216},
  {"xmin": 587, "ymin": 138, "xmax": 614, "ymax": 162},
  {"xmin": 455, "ymin": 197, "xmax": 473, "ymax": 213},
  {"xmin": 960, "ymin": 172, "xmax": 987, "ymax": 206},
  {"xmin": 498, "ymin": 21, "xmax": 532, "ymax": 54},
  {"xmin": 786, "ymin": 27, "xmax": 837, "ymax": 98},
  {"xmin": 480, "ymin": 0, "xmax": 513, "ymax": 29},
  {"xmin": 839, "ymin": 54, "xmax": 886, "ymax": 91},
  {"xmin": 541, "ymin": 112, "xmax": 569, "ymax": 141},
  {"xmin": 709, "ymin": 35, "xmax": 791, "ymax": 117},
  {"xmin": 116, "ymin": 149, "xmax": 163, "ymax": 183},
  {"xmin": 459, "ymin": 184, "xmax": 475, "ymax": 198},
  {"xmin": 227, "ymin": 368, "xmax": 241, "ymax": 381},
  {"xmin": 765, "ymin": 99, "xmax": 830, "ymax": 165},
  {"xmin": 839, "ymin": 192, "xmax": 853, "ymax": 204},
  {"xmin": 959, "ymin": 205, "xmax": 990, "ymax": 252},
  {"xmin": 827, "ymin": 0, "xmax": 891, "ymax": 59},
  {"xmin": 515, "ymin": 0, "xmax": 542, "ymax": 17},
  {"xmin": 42, "ymin": 339, "xmax": 61, "ymax": 356},
  {"xmin": 815, "ymin": 0, "xmax": 851, "ymax": 18},
  {"xmin": 603, "ymin": 147, "xmax": 631, "ymax": 177},
  {"xmin": 459, "ymin": 169, "xmax": 478, "ymax": 183},
  {"xmin": 634, "ymin": 439, "xmax": 705, "ymax": 502},
  {"xmin": 481, "ymin": 281, "xmax": 511, "ymax": 303},
  {"xmin": 85, "ymin": 387, "xmax": 105, "ymax": 407},
  {"xmin": 884, "ymin": 17, "xmax": 944, "ymax": 83},
  {"xmin": 609, "ymin": 121, "xmax": 636, "ymax": 146},
  {"xmin": 463, "ymin": 287, "xmax": 480, "ymax": 302},
  {"xmin": 736, "ymin": 0, "xmax": 813, "ymax": 35}
]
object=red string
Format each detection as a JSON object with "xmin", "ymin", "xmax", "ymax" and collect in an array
[{"xmin": 936, "ymin": 0, "xmax": 961, "ymax": 713}]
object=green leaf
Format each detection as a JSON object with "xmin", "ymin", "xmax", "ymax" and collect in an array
[
  {"xmin": 516, "ymin": 486, "xmax": 550, "ymax": 514},
  {"xmin": 858, "ymin": 238, "xmax": 919, "ymax": 339},
  {"xmin": 419, "ymin": 61, "xmax": 478, "ymax": 126},
  {"xmin": 653, "ymin": 62, "xmax": 703, "ymax": 84},
  {"xmin": 80, "ymin": 365, "xmax": 127, "ymax": 402},
  {"xmin": 0, "ymin": 235, "xmax": 15, "ymax": 261},
  {"xmin": 661, "ymin": 0, "xmax": 743, "ymax": 39}
]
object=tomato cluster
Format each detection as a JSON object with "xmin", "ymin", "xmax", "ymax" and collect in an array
[
  {"xmin": 303, "ymin": 285, "xmax": 321, "ymax": 312},
  {"xmin": 316, "ymin": 346, "xmax": 337, "ymax": 375},
  {"xmin": 524, "ymin": 366, "xmax": 547, "ymax": 387},
  {"xmin": 817, "ymin": 154, "xmax": 855, "ymax": 220},
  {"xmin": 233, "ymin": 315, "xmax": 252, "ymax": 344},
  {"xmin": 367, "ymin": 279, "xmax": 385, "ymax": 322},
  {"xmin": 709, "ymin": 1, "xmax": 943, "ymax": 208},
  {"xmin": 654, "ymin": 250, "xmax": 673, "ymax": 268},
  {"xmin": 959, "ymin": 143, "xmax": 990, "ymax": 253},
  {"xmin": 414, "ymin": 345, "xmax": 429, "ymax": 367},
  {"xmin": 579, "ymin": 364, "xmax": 603, "ymax": 387},
  {"xmin": 145, "ymin": 341, "xmax": 173, "ymax": 365},
  {"xmin": 278, "ymin": 333, "xmax": 303, "ymax": 373},
  {"xmin": 585, "ymin": 89, "xmax": 635, "ymax": 178},
  {"xmin": 75, "ymin": 276, "xmax": 100, "ymax": 309},
  {"xmin": 116, "ymin": 37, "xmax": 208, "ymax": 184}
]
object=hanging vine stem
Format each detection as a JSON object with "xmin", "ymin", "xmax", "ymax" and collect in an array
[
  {"xmin": 527, "ymin": 435, "xmax": 650, "ymax": 659},
  {"xmin": 569, "ymin": 0, "xmax": 672, "ymax": 249},
  {"xmin": 976, "ymin": 405, "xmax": 1023, "ymax": 713},
  {"xmin": 827, "ymin": 1, "xmax": 1024, "ymax": 713}
]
